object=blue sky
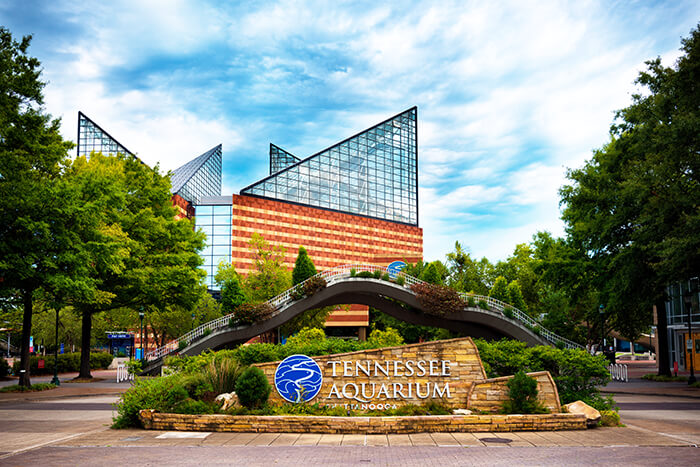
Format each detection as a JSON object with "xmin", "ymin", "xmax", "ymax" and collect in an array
[{"xmin": 2, "ymin": 1, "xmax": 699, "ymax": 263}]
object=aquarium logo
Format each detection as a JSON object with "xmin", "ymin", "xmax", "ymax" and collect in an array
[
  {"xmin": 387, "ymin": 261, "xmax": 407, "ymax": 279},
  {"xmin": 274, "ymin": 354, "xmax": 323, "ymax": 403}
]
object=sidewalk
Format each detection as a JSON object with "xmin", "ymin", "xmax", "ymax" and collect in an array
[
  {"xmin": 601, "ymin": 359, "xmax": 700, "ymax": 399},
  {"xmin": 0, "ymin": 369, "xmax": 129, "ymax": 403}
]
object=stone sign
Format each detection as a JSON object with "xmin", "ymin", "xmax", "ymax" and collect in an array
[{"xmin": 255, "ymin": 337, "xmax": 561, "ymax": 412}]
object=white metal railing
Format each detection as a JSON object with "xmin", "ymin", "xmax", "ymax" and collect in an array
[
  {"xmin": 116, "ymin": 363, "xmax": 134, "ymax": 383},
  {"xmin": 146, "ymin": 264, "xmax": 582, "ymax": 361},
  {"xmin": 608, "ymin": 363, "xmax": 628, "ymax": 382}
]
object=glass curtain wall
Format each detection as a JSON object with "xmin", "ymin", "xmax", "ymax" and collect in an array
[
  {"xmin": 171, "ymin": 145, "xmax": 223, "ymax": 204},
  {"xmin": 242, "ymin": 107, "xmax": 418, "ymax": 225},
  {"xmin": 195, "ymin": 201, "xmax": 232, "ymax": 290},
  {"xmin": 77, "ymin": 112, "xmax": 133, "ymax": 159},
  {"xmin": 270, "ymin": 144, "xmax": 300, "ymax": 174}
]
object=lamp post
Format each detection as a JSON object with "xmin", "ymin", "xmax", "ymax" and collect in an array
[
  {"xmin": 50, "ymin": 308, "xmax": 60, "ymax": 386},
  {"xmin": 683, "ymin": 278, "xmax": 699, "ymax": 385},
  {"xmin": 139, "ymin": 309, "xmax": 145, "ymax": 362},
  {"xmin": 599, "ymin": 304, "xmax": 605, "ymax": 354}
]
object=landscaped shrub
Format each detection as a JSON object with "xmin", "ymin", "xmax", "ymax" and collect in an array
[
  {"xmin": 474, "ymin": 339, "xmax": 612, "ymax": 408},
  {"xmin": 203, "ymin": 358, "xmax": 242, "ymax": 395},
  {"xmin": 373, "ymin": 270, "xmax": 382, "ymax": 279},
  {"xmin": 381, "ymin": 272, "xmax": 391, "ymax": 281},
  {"xmin": 290, "ymin": 284, "xmax": 305, "ymax": 300},
  {"xmin": 350, "ymin": 268, "xmax": 356, "ymax": 277},
  {"xmin": 503, "ymin": 307, "xmax": 515, "ymax": 319},
  {"xmin": 232, "ymin": 302, "xmax": 275, "ymax": 325},
  {"xmin": 501, "ymin": 370, "xmax": 548, "ymax": 414},
  {"xmin": 599, "ymin": 410, "xmax": 621, "ymax": 426},
  {"xmin": 477, "ymin": 299, "xmax": 489, "ymax": 310},
  {"xmin": 11, "ymin": 352, "xmax": 113, "ymax": 375},
  {"xmin": 302, "ymin": 276, "xmax": 327, "ymax": 297},
  {"xmin": 366, "ymin": 327, "xmax": 404, "ymax": 348},
  {"xmin": 0, "ymin": 357, "xmax": 9, "ymax": 377},
  {"xmin": 410, "ymin": 282, "xmax": 466, "ymax": 317},
  {"xmin": 395, "ymin": 276, "xmax": 405, "ymax": 286},
  {"xmin": 642, "ymin": 374, "xmax": 687, "ymax": 382},
  {"xmin": 235, "ymin": 367, "xmax": 270, "ymax": 408},
  {"xmin": 466, "ymin": 296, "xmax": 476, "ymax": 307},
  {"xmin": 0, "ymin": 383, "xmax": 56, "ymax": 393},
  {"xmin": 112, "ymin": 375, "xmax": 189, "ymax": 428},
  {"xmin": 172, "ymin": 398, "xmax": 218, "ymax": 415},
  {"xmin": 178, "ymin": 340, "xmax": 189, "ymax": 351},
  {"xmin": 356, "ymin": 271, "xmax": 374, "ymax": 278},
  {"xmin": 285, "ymin": 327, "xmax": 326, "ymax": 347}
]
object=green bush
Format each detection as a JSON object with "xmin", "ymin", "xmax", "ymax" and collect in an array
[
  {"xmin": 350, "ymin": 268, "xmax": 356, "ymax": 277},
  {"xmin": 381, "ymin": 272, "xmax": 391, "ymax": 281},
  {"xmin": 0, "ymin": 383, "xmax": 56, "ymax": 393},
  {"xmin": 172, "ymin": 398, "xmax": 217, "ymax": 415},
  {"xmin": 599, "ymin": 409, "xmax": 621, "ymax": 426},
  {"xmin": 302, "ymin": 276, "xmax": 327, "ymax": 297},
  {"xmin": 474, "ymin": 339, "xmax": 611, "ymax": 406},
  {"xmin": 235, "ymin": 367, "xmax": 270, "ymax": 408},
  {"xmin": 372, "ymin": 270, "xmax": 382, "ymax": 279},
  {"xmin": 178, "ymin": 340, "xmax": 189, "ymax": 351},
  {"xmin": 285, "ymin": 327, "xmax": 326, "ymax": 347},
  {"xmin": 11, "ymin": 352, "xmax": 113, "ymax": 375},
  {"xmin": 501, "ymin": 370, "xmax": 548, "ymax": 414},
  {"xmin": 356, "ymin": 271, "xmax": 374, "ymax": 278},
  {"xmin": 0, "ymin": 357, "xmax": 9, "ymax": 377},
  {"xmin": 642, "ymin": 373, "xmax": 687, "ymax": 382},
  {"xmin": 395, "ymin": 276, "xmax": 405, "ymax": 286},
  {"xmin": 202, "ymin": 328, "xmax": 212, "ymax": 338},
  {"xmin": 366, "ymin": 327, "xmax": 404, "ymax": 348},
  {"xmin": 477, "ymin": 299, "xmax": 489, "ymax": 310},
  {"xmin": 466, "ymin": 296, "xmax": 476, "ymax": 307},
  {"xmin": 112, "ymin": 375, "xmax": 189, "ymax": 428},
  {"xmin": 125, "ymin": 359, "xmax": 142, "ymax": 376},
  {"xmin": 503, "ymin": 307, "xmax": 514, "ymax": 319},
  {"xmin": 290, "ymin": 284, "xmax": 305, "ymax": 300}
]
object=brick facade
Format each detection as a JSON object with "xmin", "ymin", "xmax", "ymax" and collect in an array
[{"xmin": 232, "ymin": 194, "xmax": 423, "ymax": 327}]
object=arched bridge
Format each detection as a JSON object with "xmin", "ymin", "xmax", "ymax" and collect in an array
[{"xmin": 143, "ymin": 264, "xmax": 581, "ymax": 374}]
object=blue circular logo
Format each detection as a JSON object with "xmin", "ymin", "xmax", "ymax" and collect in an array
[
  {"xmin": 274, "ymin": 354, "xmax": 323, "ymax": 403},
  {"xmin": 387, "ymin": 261, "xmax": 407, "ymax": 279}
]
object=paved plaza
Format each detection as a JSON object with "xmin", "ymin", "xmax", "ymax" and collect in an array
[{"xmin": 1, "ymin": 364, "xmax": 700, "ymax": 465}]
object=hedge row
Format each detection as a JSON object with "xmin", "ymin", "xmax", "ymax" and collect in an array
[{"xmin": 11, "ymin": 352, "xmax": 114, "ymax": 375}]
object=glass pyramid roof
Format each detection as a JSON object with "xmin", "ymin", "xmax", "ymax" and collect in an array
[
  {"xmin": 77, "ymin": 112, "xmax": 134, "ymax": 159},
  {"xmin": 171, "ymin": 145, "xmax": 222, "ymax": 204},
  {"xmin": 241, "ymin": 107, "xmax": 418, "ymax": 225},
  {"xmin": 269, "ymin": 144, "xmax": 300, "ymax": 174}
]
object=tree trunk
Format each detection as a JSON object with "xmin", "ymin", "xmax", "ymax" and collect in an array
[
  {"xmin": 655, "ymin": 297, "xmax": 671, "ymax": 376},
  {"xmin": 79, "ymin": 310, "xmax": 93, "ymax": 379},
  {"xmin": 19, "ymin": 288, "xmax": 33, "ymax": 387}
]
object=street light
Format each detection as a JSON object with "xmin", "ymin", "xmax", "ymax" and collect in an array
[
  {"xmin": 683, "ymin": 278, "xmax": 699, "ymax": 385},
  {"xmin": 50, "ymin": 308, "xmax": 60, "ymax": 386},
  {"xmin": 139, "ymin": 309, "xmax": 145, "ymax": 362},
  {"xmin": 599, "ymin": 304, "xmax": 605, "ymax": 354}
]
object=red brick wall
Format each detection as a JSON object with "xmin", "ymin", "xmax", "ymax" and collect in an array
[
  {"xmin": 231, "ymin": 194, "xmax": 423, "ymax": 327},
  {"xmin": 171, "ymin": 193, "xmax": 194, "ymax": 219}
]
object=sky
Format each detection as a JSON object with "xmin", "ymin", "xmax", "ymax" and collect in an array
[{"xmin": 2, "ymin": 1, "xmax": 699, "ymax": 263}]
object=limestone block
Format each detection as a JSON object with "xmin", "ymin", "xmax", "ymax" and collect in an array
[{"xmin": 563, "ymin": 400, "xmax": 601, "ymax": 427}]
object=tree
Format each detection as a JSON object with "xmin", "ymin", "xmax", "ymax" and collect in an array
[
  {"xmin": 148, "ymin": 294, "xmax": 220, "ymax": 346},
  {"xmin": 67, "ymin": 153, "xmax": 206, "ymax": 378},
  {"xmin": 560, "ymin": 24, "xmax": 700, "ymax": 374},
  {"xmin": 489, "ymin": 276, "xmax": 509, "ymax": 302},
  {"xmin": 242, "ymin": 233, "xmax": 291, "ymax": 303},
  {"xmin": 282, "ymin": 246, "xmax": 331, "ymax": 335},
  {"xmin": 216, "ymin": 262, "xmax": 247, "ymax": 315},
  {"xmin": 507, "ymin": 280, "xmax": 528, "ymax": 313},
  {"xmin": 421, "ymin": 262, "xmax": 442, "ymax": 284},
  {"xmin": 0, "ymin": 29, "xmax": 79, "ymax": 386},
  {"xmin": 292, "ymin": 247, "xmax": 316, "ymax": 285},
  {"xmin": 445, "ymin": 242, "xmax": 494, "ymax": 295}
]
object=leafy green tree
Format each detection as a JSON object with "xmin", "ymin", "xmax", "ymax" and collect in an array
[
  {"xmin": 243, "ymin": 233, "xmax": 291, "ymax": 302},
  {"xmin": 560, "ymin": 25, "xmax": 700, "ymax": 374},
  {"xmin": 216, "ymin": 262, "xmax": 247, "ymax": 316},
  {"xmin": 67, "ymin": 153, "xmax": 206, "ymax": 378},
  {"xmin": 282, "ymin": 246, "xmax": 331, "ymax": 335},
  {"xmin": 445, "ymin": 242, "xmax": 495, "ymax": 294},
  {"xmin": 489, "ymin": 276, "xmax": 509, "ymax": 302},
  {"xmin": 148, "ymin": 294, "xmax": 221, "ymax": 346},
  {"xmin": 0, "ymin": 29, "xmax": 83, "ymax": 386},
  {"xmin": 507, "ymin": 280, "xmax": 528, "ymax": 313},
  {"xmin": 292, "ymin": 247, "xmax": 317, "ymax": 285},
  {"xmin": 420, "ymin": 262, "xmax": 442, "ymax": 285}
]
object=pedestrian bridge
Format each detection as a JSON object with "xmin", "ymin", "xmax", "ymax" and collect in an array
[{"xmin": 143, "ymin": 264, "xmax": 580, "ymax": 374}]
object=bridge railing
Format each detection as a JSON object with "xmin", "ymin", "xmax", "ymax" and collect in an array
[{"xmin": 146, "ymin": 264, "xmax": 581, "ymax": 361}]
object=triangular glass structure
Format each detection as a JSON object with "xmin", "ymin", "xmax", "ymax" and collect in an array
[
  {"xmin": 77, "ymin": 111, "xmax": 134, "ymax": 159},
  {"xmin": 269, "ymin": 144, "xmax": 300, "ymax": 174},
  {"xmin": 171, "ymin": 145, "xmax": 222, "ymax": 204},
  {"xmin": 241, "ymin": 107, "xmax": 418, "ymax": 225}
]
